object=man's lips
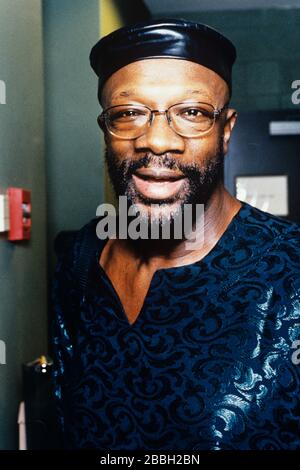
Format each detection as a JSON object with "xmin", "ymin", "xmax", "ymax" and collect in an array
[
  {"xmin": 132, "ymin": 167, "xmax": 187, "ymax": 200},
  {"xmin": 134, "ymin": 167, "xmax": 185, "ymax": 180}
]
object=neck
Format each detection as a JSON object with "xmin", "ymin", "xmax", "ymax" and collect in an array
[{"xmin": 115, "ymin": 185, "xmax": 242, "ymax": 271}]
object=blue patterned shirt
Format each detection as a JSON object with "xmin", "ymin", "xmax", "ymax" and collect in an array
[{"xmin": 51, "ymin": 201, "xmax": 300, "ymax": 450}]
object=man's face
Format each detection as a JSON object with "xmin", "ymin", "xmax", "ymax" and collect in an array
[{"xmin": 100, "ymin": 59, "xmax": 237, "ymax": 223}]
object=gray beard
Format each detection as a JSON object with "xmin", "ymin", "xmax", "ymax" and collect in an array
[{"xmin": 104, "ymin": 140, "xmax": 225, "ymax": 242}]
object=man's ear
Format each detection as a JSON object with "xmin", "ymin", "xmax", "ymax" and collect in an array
[
  {"xmin": 223, "ymin": 109, "xmax": 237, "ymax": 155},
  {"xmin": 97, "ymin": 115, "xmax": 110, "ymax": 146},
  {"xmin": 97, "ymin": 115, "xmax": 106, "ymax": 132}
]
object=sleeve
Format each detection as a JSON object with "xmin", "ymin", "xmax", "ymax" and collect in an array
[{"xmin": 49, "ymin": 243, "xmax": 79, "ymax": 447}]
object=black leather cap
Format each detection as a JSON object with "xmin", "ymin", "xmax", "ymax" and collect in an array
[{"xmin": 90, "ymin": 18, "xmax": 237, "ymax": 101}]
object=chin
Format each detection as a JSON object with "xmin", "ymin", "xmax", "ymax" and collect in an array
[{"xmin": 138, "ymin": 200, "xmax": 183, "ymax": 223}]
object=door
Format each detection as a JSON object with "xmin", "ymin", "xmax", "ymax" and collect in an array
[{"xmin": 225, "ymin": 109, "xmax": 300, "ymax": 225}]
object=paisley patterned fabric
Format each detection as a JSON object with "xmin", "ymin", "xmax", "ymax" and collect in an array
[{"xmin": 50, "ymin": 201, "xmax": 300, "ymax": 450}]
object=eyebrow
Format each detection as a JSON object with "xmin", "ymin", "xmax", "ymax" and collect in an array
[
  {"xmin": 118, "ymin": 90, "xmax": 134, "ymax": 97},
  {"xmin": 186, "ymin": 89, "xmax": 212, "ymax": 98},
  {"xmin": 116, "ymin": 89, "xmax": 211, "ymax": 98}
]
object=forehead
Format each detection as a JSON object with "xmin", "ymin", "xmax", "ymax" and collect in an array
[{"xmin": 101, "ymin": 58, "xmax": 228, "ymax": 106}]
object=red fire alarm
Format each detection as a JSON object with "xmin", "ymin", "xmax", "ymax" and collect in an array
[{"xmin": 7, "ymin": 188, "xmax": 31, "ymax": 241}]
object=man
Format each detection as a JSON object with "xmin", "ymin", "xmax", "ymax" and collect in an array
[{"xmin": 51, "ymin": 19, "xmax": 300, "ymax": 450}]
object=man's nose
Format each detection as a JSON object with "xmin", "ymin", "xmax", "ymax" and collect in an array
[{"xmin": 134, "ymin": 113, "xmax": 185, "ymax": 154}]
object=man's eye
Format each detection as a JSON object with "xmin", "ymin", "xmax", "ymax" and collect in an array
[
  {"xmin": 121, "ymin": 110, "xmax": 139, "ymax": 117},
  {"xmin": 181, "ymin": 108, "xmax": 210, "ymax": 118},
  {"xmin": 179, "ymin": 107, "xmax": 211, "ymax": 122},
  {"xmin": 184, "ymin": 108, "xmax": 203, "ymax": 117},
  {"xmin": 111, "ymin": 109, "xmax": 145, "ymax": 121}
]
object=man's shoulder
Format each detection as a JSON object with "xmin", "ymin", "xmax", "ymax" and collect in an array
[
  {"xmin": 54, "ymin": 218, "xmax": 100, "ymax": 253},
  {"xmin": 237, "ymin": 202, "xmax": 300, "ymax": 279},
  {"xmin": 240, "ymin": 201, "xmax": 300, "ymax": 246},
  {"xmin": 235, "ymin": 202, "xmax": 300, "ymax": 297}
]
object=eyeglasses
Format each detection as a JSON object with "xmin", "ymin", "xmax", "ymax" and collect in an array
[{"xmin": 97, "ymin": 101, "xmax": 228, "ymax": 139}]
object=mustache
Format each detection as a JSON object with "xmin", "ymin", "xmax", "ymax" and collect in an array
[
  {"xmin": 105, "ymin": 145, "xmax": 225, "ymax": 204},
  {"xmin": 113, "ymin": 153, "xmax": 205, "ymax": 179}
]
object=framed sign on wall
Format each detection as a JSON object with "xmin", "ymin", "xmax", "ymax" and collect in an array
[{"xmin": 235, "ymin": 175, "xmax": 289, "ymax": 216}]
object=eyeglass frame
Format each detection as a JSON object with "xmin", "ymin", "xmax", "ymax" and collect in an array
[{"xmin": 97, "ymin": 101, "xmax": 230, "ymax": 139}]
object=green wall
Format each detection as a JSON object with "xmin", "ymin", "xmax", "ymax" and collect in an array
[
  {"xmin": 0, "ymin": 0, "xmax": 47, "ymax": 449},
  {"xmin": 43, "ymin": 0, "xmax": 103, "ymax": 266},
  {"xmin": 154, "ymin": 9, "xmax": 300, "ymax": 111}
]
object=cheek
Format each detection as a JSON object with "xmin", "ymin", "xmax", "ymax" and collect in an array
[
  {"xmin": 106, "ymin": 135, "xmax": 135, "ymax": 160},
  {"xmin": 185, "ymin": 133, "xmax": 223, "ymax": 164}
]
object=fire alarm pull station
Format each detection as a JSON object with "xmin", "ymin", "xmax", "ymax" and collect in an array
[{"xmin": 7, "ymin": 188, "xmax": 31, "ymax": 241}]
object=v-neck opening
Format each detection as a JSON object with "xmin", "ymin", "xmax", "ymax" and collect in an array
[
  {"xmin": 94, "ymin": 200, "xmax": 247, "ymax": 326},
  {"xmin": 96, "ymin": 255, "xmax": 155, "ymax": 327}
]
